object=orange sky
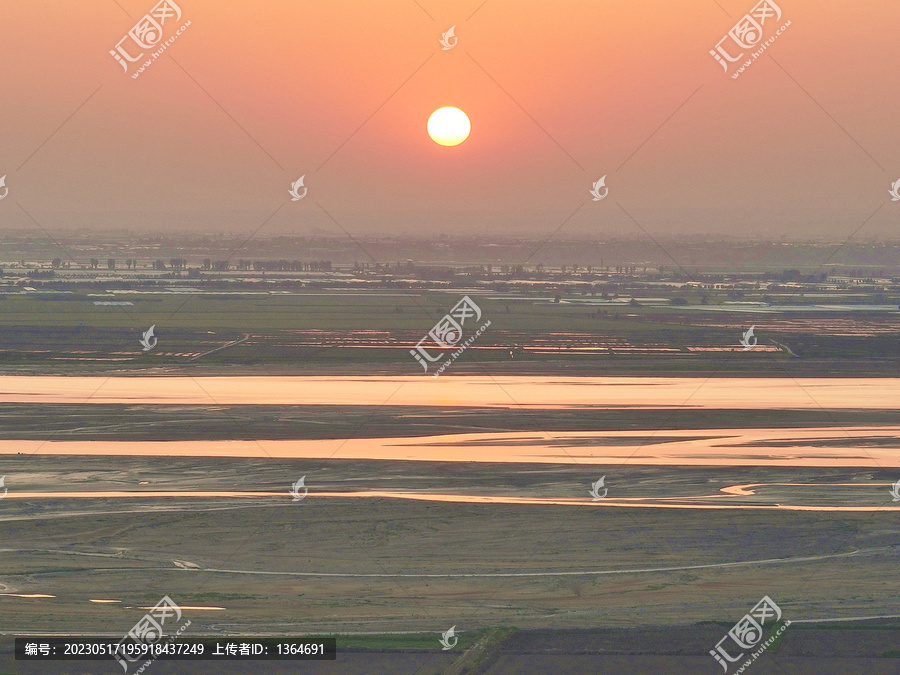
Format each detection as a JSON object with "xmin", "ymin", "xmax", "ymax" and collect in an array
[{"xmin": 0, "ymin": 0, "xmax": 898, "ymax": 238}]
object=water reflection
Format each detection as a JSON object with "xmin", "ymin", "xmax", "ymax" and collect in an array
[
  {"xmin": 0, "ymin": 376, "xmax": 898, "ymax": 409},
  {"xmin": 1, "ymin": 426, "xmax": 897, "ymax": 467},
  {"xmin": 3, "ymin": 483, "xmax": 896, "ymax": 512}
]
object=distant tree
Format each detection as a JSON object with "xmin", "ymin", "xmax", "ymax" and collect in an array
[
  {"xmin": 671, "ymin": 297, "xmax": 689, "ymax": 306},
  {"xmin": 107, "ymin": 259, "xmax": 116, "ymax": 270},
  {"xmin": 202, "ymin": 258, "xmax": 211, "ymax": 270},
  {"xmin": 89, "ymin": 258, "xmax": 99, "ymax": 269},
  {"xmin": 51, "ymin": 258, "xmax": 62, "ymax": 269}
]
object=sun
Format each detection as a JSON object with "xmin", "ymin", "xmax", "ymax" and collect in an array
[{"xmin": 427, "ymin": 107, "xmax": 470, "ymax": 146}]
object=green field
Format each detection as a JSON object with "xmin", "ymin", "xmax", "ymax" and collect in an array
[{"xmin": 1, "ymin": 290, "xmax": 897, "ymax": 375}]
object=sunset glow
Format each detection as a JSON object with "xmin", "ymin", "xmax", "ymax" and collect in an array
[{"xmin": 2, "ymin": 2, "xmax": 896, "ymax": 666}]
